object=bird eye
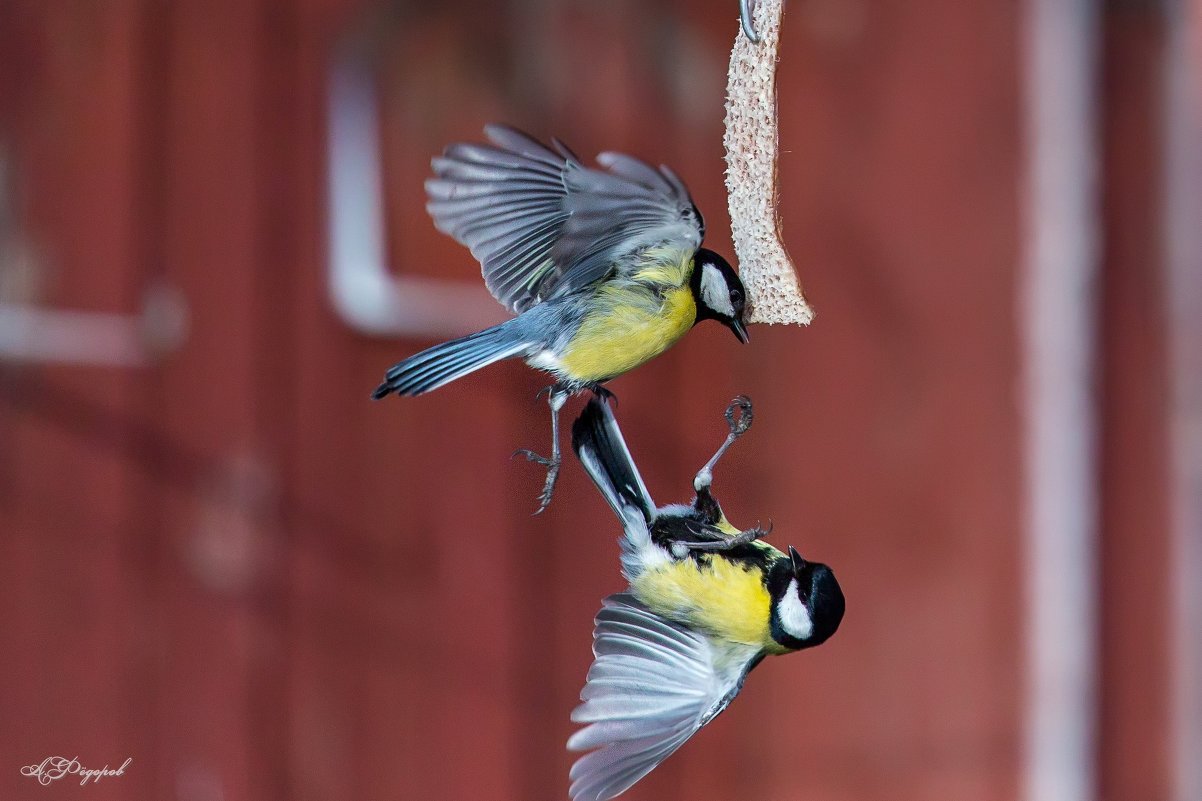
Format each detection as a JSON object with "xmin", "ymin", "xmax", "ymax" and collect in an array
[{"xmin": 730, "ymin": 289, "xmax": 743, "ymax": 304}]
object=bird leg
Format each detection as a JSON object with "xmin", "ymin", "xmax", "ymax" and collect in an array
[
  {"xmin": 680, "ymin": 526, "xmax": 763, "ymax": 552},
  {"xmin": 585, "ymin": 383, "xmax": 616, "ymax": 403},
  {"xmin": 692, "ymin": 395, "xmax": 753, "ymax": 519},
  {"xmin": 514, "ymin": 385, "xmax": 570, "ymax": 515},
  {"xmin": 672, "ymin": 520, "xmax": 772, "ymax": 555}
]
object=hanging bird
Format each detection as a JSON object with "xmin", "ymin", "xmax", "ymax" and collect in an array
[
  {"xmin": 567, "ymin": 395, "xmax": 844, "ymax": 801},
  {"xmin": 371, "ymin": 125, "xmax": 749, "ymax": 513}
]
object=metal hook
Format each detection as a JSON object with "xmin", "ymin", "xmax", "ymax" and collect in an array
[{"xmin": 739, "ymin": 0, "xmax": 761, "ymax": 43}]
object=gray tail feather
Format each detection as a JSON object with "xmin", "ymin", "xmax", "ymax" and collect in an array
[
  {"xmin": 371, "ymin": 321, "xmax": 528, "ymax": 399},
  {"xmin": 571, "ymin": 397, "xmax": 657, "ymax": 531}
]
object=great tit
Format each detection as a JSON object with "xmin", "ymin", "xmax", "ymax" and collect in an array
[
  {"xmin": 371, "ymin": 125, "xmax": 749, "ymax": 512},
  {"xmin": 567, "ymin": 396, "xmax": 845, "ymax": 801}
]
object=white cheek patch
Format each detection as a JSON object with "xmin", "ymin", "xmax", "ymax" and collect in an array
[
  {"xmin": 777, "ymin": 578, "xmax": 814, "ymax": 641},
  {"xmin": 700, "ymin": 264, "xmax": 735, "ymax": 317}
]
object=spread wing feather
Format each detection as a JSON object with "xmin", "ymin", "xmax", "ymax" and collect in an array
[
  {"xmin": 567, "ymin": 594, "xmax": 753, "ymax": 801},
  {"xmin": 426, "ymin": 125, "xmax": 704, "ymax": 314}
]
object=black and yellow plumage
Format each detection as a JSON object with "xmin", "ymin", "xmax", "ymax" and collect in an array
[
  {"xmin": 371, "ymin": 126, "xmax": 749, "ymax": 511},
  {"xmin": 567, "ymin": 396, "xmax": 845, "ymax": 801}
]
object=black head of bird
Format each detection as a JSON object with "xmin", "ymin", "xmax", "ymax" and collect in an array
[
  {"xmin": 767, "ymin": 545, "xmax": 846, "ymax": 651},
  {"xmin": 691, "ymin": 248, "xmax": 750, "ymax": 343}
]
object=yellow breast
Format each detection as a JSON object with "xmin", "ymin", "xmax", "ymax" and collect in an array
[
  {"xmin": 558, "ymin": 286, "xmax": 695, "ymax": 383},
  {"xmin": 557, "ymin": 251, "xmax": 697, "ymax": 384},
  {"xmin": 630, "ymin": 557, "xmax": 779, "ymax": 651}
]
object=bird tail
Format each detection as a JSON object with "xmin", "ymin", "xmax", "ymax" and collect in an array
[
  {"xmin": 371, "ymin": 320, "xmax": 529, "ymax": 399},
  {"xmin": 571, "ymin": 397, "xmax": 656, "ymax": 558}
]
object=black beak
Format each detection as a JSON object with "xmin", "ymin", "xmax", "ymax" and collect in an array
[
  {"xmin": 730, "ymin": 317, "xmax": 750, "ymax": 344},
  {"xmin": 787, "ymin": 545, "xmax": 806, "ymax": 577}
]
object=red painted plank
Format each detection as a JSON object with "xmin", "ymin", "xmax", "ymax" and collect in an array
[
  {"xmin": 1098, "ymin": 8, "xmax": 1173, "ymax": 801},
  {"xmin": 0, "ymin": 3, "xmax": 148, "ymax": 800}
]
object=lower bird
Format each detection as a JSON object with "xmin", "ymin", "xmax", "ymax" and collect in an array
[
  {"xmin": 567, "ymin": 395, "xmax": 845, "ymax": 801},
  {"xmin": 371, "ymin": 125, "xmax": 749, "ymax": 513}
]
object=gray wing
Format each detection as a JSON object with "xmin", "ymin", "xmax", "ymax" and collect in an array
[
  {"xmin": 425, "ymin": 125, "xmax": 705, "ymax": 314},
  {"xmin": 567, "ymin": 594, "xmax": 754, "ymax": 801}
]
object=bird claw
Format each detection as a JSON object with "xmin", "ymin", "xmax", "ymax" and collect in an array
[
  {"xmin": 588, "ymin": 384, "xmax": 617, "ymax": 404},
  {"xmin": 513, "ymin": 449, "xmax": 561, "ymax": 515},
  {"xmin": 532, "ymin": 466, "xmax": 560, "ymax": 515},
  {"xmin": 678, "ymin": 525, "xmax": 764, "ymax": 553},
  {"xmin": 694, "ymin": 396, "xmax": 754, "ymax": 495},
  {"xmin": 725, "ymin": 395, "xmax": 753, "ymax": 437},
  {"xmin": 513, "ymin": 448, "xmax": 554, "ymax": 467},
  {"xmin": 537, "ymin": 464, "xmax": 561, "ymax": 516}
]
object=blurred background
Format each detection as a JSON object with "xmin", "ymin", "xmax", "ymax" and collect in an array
[{"xmin": 1, "ymin": 1, "xmax": 1200, "ymax": 800}]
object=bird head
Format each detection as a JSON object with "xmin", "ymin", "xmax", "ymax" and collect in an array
[
  {"xmin": 691, "ymin": 249, "xmax": 750, "ymax": 344},
  {"xmin": 767, "ymin": 545, "xmax": 845, "ymax": 651}
]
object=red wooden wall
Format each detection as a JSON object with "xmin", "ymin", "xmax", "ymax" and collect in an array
[{"xmin": 0, "ymin": 1, "xmax": 1190, "ymax": 800}]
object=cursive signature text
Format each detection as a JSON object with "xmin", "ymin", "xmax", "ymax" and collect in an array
[{"xmin": 21, "ymin": 756, "xmax": 131, "ymax": 786}]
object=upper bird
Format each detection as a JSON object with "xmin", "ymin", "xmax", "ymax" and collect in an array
[
  {"xmin": 567, "ymin": 396, "xmax": 845, "ymax": 801},
  {"xmin": 371, "ymin": 125, "xmax": 749, "ymax": 512}
]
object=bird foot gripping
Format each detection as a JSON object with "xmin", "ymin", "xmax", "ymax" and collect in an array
[
  {"xmin": 515, "ymin": 385, "xmax": 571, "ymax": 515},
  {"xmin": 723, "ymin": 394, "xmax": 753, "ymax": 437},
  {"xmin": 677, "ymin": 524, "xmax": 767, "ymax": 553},
  {"xmin": 514, "ymin": 448, "xmax": 561, "ymax": 515},
  {"xmin": 586, "ymin": 384, "xmax": 616, "ymax": 404},
  {"xmin": 518, "ymin": 384, "xmax": 616, "ymax": 514},
  {"xmin": 693, "ymin": 395, "xmax": 754, "ymax": 497}
]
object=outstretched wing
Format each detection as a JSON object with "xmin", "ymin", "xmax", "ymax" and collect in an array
[
  {"xmin": 425, "ymin": 125, "xmax": 705, "ymax": 314},
  {"xmin": 567, "ymin": 594, "xmax": 756, "ymax": 801}
]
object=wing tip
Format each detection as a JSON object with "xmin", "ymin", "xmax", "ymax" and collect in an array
[{"xmin": 564, "ymin": 593, "xmax": 722, "ymax": 800}]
